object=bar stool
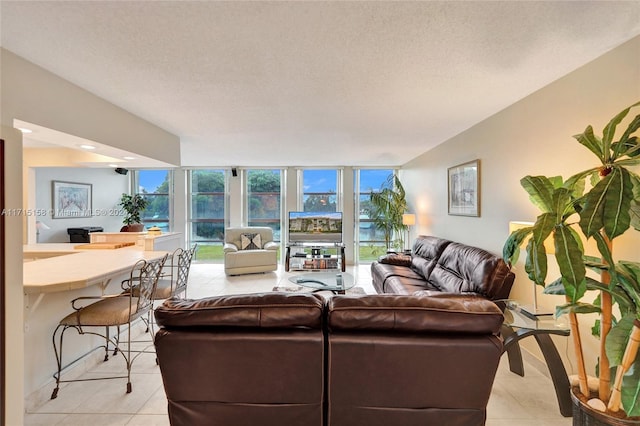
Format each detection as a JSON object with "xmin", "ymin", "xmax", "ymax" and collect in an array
[
  {"xmin": 134, "ymin": 245, "xmax": 197, "ymax": 332},
  {"xmin": 155, "ymin": 244, "xmax": 197, "ymax": 300},
  {"xmin": 51, "ymin": 254, "xmax": 168, "ymax": 399}
]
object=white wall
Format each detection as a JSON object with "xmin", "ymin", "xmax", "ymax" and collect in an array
[
  {"xmin": 34, "ymin": 168, "xmax": 129, "ymax": 242},
  {"xmin": 401, "ymin": 35, "xmax": 640, "ymax": 373}
]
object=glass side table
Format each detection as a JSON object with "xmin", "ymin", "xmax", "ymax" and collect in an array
[{"xmin": 502, "ymin": 301, "xmax": 572, "ymax": 417}]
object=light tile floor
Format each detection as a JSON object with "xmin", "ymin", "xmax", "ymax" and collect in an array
[{"xmin": 25, "ymin": 263, "xmax": 572, "ymax": 426}]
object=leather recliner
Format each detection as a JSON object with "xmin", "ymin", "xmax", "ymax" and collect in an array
[
  {"xmin": 326, "ymin": 294, "xmax": 504, "ymax": 426},
  {"xmin": 154, "ymin": 293, "xmax": 325, "ymax": 426},
  {"xmin": 223, "ymin": 227, "xmax": 279, "ymax": 275},
  {"xmin": 154, "ymin": 292, "xmax": 504, "ymax": 426}
]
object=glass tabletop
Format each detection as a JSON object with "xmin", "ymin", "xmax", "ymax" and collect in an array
[
  {"xmin": 288, "ymin": 271, "xmax": 355, "ymax": 292},
  {"xmin": 504, "ymin": 301, "xmax": 570, "ymax": 333}
]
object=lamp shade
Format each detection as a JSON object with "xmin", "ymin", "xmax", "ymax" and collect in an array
[
  {"xmin": 36, "ymin": 221, "xmax": 50, "ymax": 230},
  {"xmin": 402, "ymin": 213, "xmax": 416, "ymax": 226},
  {"xmin": 508, "ymin": 221, "xmax": 554, "ymax": 253}
]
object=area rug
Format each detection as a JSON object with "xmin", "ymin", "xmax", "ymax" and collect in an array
[{"xmin": 272, "ymin": 285, "xmax": 367, "ymax": 295}]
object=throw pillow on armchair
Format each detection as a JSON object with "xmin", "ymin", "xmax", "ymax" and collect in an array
[{"xmin": 240, "ymin": 233, "xmax": 262, "ymax": 250}]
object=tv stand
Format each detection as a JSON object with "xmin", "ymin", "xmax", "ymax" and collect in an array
[{"xmin": 285, "ymin": 243, "xmax": 346, "ymax": 272}]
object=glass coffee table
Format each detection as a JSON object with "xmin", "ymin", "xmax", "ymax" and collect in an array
[{"xmin": 288, "ymin": 271, "xmax": 355, "ymax": 294}]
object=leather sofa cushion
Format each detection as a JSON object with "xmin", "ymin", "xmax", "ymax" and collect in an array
[
  {"xmin": 155, "ymin": 293, "xmax": 324, "ymax": 329},
  {"xmin": 224, "ymin": 249, "xmax": 277, "ymax": 268},
  {"xmin": 327, "ymin": 295, "xmax": 503, "ymax": 335},
  {"xmin": 429, "ymin": 242, "xmax": 513, "ymax": 300},
  {"xmin": 410, "ymin": 236, "xmax": 452, "ymax": 279},
  {"xmin": 381, "ymin": 276, "xmax": 439, "ymax": 295},
  {"xmin": 371, "ymin": 262, "xmax": 425, "ymax": 293}
]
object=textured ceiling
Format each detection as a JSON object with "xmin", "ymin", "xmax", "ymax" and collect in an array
[{"xmin": 2, "ymin": 1, "xmax": 640, "ymax": 167}]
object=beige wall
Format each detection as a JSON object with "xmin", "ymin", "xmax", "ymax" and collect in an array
[
  {"xmin": 401, "ymin": 35, "xmax": 640, "ymax": 373},
  {"xmin": 1, "ymin": 126, "xmax": 25, "ymax": 426}
]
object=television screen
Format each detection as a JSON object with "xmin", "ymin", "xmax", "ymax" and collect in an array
[{"xmin": 288, "ymin": 211, "xmax": 343, "ymax": 243}]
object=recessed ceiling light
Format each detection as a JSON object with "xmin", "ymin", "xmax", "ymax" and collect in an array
[
  {"xmin": 108, "ymin": 164, "xmax": 119, "ymax": 168},
  {"xmin": 123, "ymin": 156, "xmax": 136, "ymax": 160},
  {"xmin": 79, "ymin": 144, "xmax": 96, "ymax": 150},
  {"xmin": 17, "ymin": 127, "xmax": 32, "ymax": 134}
]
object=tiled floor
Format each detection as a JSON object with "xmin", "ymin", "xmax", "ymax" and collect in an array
[{"xmin": 25, "ymin": 263, "xmax": 572, "ymax": 426}]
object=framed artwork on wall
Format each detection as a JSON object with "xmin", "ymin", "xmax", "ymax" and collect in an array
[
  {"xmin": 448, "ymin": 159, "xmax": 480, "ymax": 217},
  {"xmin": 52, "ymin": 181, "xmax": 92, "ymax": 218}
]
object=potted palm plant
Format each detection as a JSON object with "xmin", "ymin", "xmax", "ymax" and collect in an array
[
  {"xmin": 503, "ymin": 101, "xmax": 640, "ymax": 422},
  {"xmin": 366, "ymin": 174, "xmax": 409, "ymax": 253},
  {"xmin": 118, "ymin": 193, "xmax": 148, "ymax": 232}
]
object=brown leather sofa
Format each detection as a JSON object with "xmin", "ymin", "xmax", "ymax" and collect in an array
[
  {"xmin": 154, "ymin": 293, "xmax": 325, "ymax": 426},
  {"xmin": 154, "ymin": 292, "xmax": 504, "ymax": 426},
  {"xmin": 372, "ymin": 235, "xmax": 515, "ymax": 302}
]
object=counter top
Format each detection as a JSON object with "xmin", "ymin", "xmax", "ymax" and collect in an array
[
  {"xmin": 23, "ymin": 249, "xmax": 168, "ymax": 294},
  {"xmin": 23, "ymin": 243, "xmax": 79, "ymax": 257},
  {"xmin": 91, "ymin": 231, "xmax": 181, "ymax": 240}
]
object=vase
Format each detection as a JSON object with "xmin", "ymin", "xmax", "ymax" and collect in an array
[{"xmin": 572, "ymin": 389, "xmax": 640, "ymax": 425}]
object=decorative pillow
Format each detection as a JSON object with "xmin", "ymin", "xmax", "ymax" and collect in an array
[
  {"xmin": 378, "ymin": 254, "xmax": 412, "ymax": 267},
  {"xmin": 240, "ymin": 233, "xmax": 262, "ymax": 250}
]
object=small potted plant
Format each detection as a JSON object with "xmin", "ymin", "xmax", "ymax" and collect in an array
[
  {"xmin": 118, "ymin": 193, "xmax": 148, "ymax": 232},
  {"xmin": 503, "ymin": 102, "xmax": 640, "ymax": 423}
]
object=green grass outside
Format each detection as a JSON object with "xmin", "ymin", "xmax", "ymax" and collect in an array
[
  {"xmin": 192, "ymin": 242, "xmax": 389, "ymax": 263},
  {"xmin": 194, "ymin": 244, "xmax": 224, "ymax": 261}
]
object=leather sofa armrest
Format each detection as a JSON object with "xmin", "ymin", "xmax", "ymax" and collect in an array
[
  {"xmin": 223, "ymin": 243, "xmax": 239, "ymax": 253},
  {"xmin": 377, "ymin": 253, "xmax": 412, "ymax": 267},
  {"xmin": 155, "ymin": 293, "xmax": 325, "ymax": 329},
  {"xmin": 327, "ymin": 295, "xmax": 503, "ymax": 335},
  {"xmin": 263, "ymin": 241, "xmax": 279, "ymax": 251}
]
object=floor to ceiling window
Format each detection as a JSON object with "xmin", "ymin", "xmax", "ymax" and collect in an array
[
  {"xmin": 188, "ymin": 169, "xmax": 226, "ymax": 262},
  {"xmin": 355, "ymin": 168, "xmax": 395, "ymax": 262},
  {"xmin": 246, "ymin": 169, "xmax": 282, "ymax": 240},
  {"xmin": 133, "ymin": 169, "xmax": 172, "ymax": 232},
  {"xmin": 300, "ymin": 169, "xmax": 341, "ymax": 212}
]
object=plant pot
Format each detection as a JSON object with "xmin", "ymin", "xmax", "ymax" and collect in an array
[
  {"xmin": 572, "ymin": 388, "xmax": 640, "ymax": 425},
  {"xmin": 120, "ymin": 224, "xmax": 145, "ymax": 232}
]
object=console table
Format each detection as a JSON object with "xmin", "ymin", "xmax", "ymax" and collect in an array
[
  {"xmin": 502, "ymin": 303, "xmax": 572, "ymax": 417},
  {"xmin": 285, "ymin": 243, "xmax": 346, "ymax": 272}
]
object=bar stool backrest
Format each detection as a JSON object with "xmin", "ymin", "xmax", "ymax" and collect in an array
[{"xmin": 133, "ymin": 255, "xmax": 168, "ymax": 320}]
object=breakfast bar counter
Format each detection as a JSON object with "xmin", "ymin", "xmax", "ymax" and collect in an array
[
  {"xmin": 23, "ymin": 247, "xmax": 168, "ymax": 294},
  {"xmin": 22, "ymin": 244, "xmax": 170, "ymax": 410}
]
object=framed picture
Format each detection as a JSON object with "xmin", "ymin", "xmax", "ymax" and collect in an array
[
  {"xmin": 52, "ymin": 181, "xmax": 92, "ymax": 218},
  {"xmin": 448, "ymin": 159, "xmax": 480, "ymax": 217}
]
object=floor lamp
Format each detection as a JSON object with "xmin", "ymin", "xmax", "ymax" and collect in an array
[
  {"xmin": 508, "ymin": 221, "xmax": 554, "ymax": 318},
  {"xmin": 402, "ymin": 213, "xmax": 415, "ymax": 254}
]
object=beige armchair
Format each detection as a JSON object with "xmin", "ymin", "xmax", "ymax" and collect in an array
[{"xmin": 224, "ymin": 227, "xmax": 278, "ymax": 275}]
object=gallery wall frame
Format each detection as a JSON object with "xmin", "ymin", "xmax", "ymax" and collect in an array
[
  {"xmin": 447, "ymin": 159, "xmax": 480, "ymax": 217},
  {"xmin": 52, "ymin": 181, "xmax": 92, "ymax": 219}
]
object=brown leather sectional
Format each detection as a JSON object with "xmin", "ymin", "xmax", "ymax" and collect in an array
[
  {"xmin": 154, "ymin": 291, "xmax": 504, "ymax": 426},
  {"xmin": 372, "ymin": 235, "xmax": 515, "ymax": 302}
]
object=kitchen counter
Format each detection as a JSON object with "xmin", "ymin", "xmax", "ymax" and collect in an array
[
  {"xmin": 23, "ymin": 247, "xmax": 168, "ymax": 294},
  {"xmin": 90, "ymin": 231, "xmax": 182, "ymax": 251}
]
